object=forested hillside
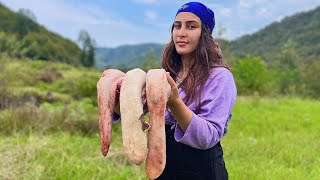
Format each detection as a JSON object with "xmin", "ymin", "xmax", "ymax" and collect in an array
[
  {"xmin": 0, "ymin": 3, "xmax": 82, "ymax": 65},
  {"xmin": 227, "ymin": 6, "xmax": 320, "ymax": 63}
]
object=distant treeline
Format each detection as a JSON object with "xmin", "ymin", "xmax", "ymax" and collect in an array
[
  {"xmin": 104, "ymin": 45, "xmax": 320, "ymax": 98},
  {"xmin": 230, "ymin": 53, "xmax": 320, "ymax": 98}
]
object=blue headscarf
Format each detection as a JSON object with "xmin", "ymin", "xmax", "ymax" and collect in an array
[{"xmin": 176, "ymin": 2, "xmax": 215, "ymax": 34}]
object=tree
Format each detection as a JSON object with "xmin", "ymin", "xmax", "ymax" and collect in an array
[
  {"xmin": 276, "ymin": 39, "xmax": 303, "ymax": 95},
  {"xmin": 18, "ymin": 8, "xmax": 37, "ymax": 22},
  {"xmin": 278, "ymin": 39, "xmax": 299, "ymax": 69},
  {"xmin": 140, "ymin": 49, "xmax": 160, "ymax": 71},
  {"xmin": 14, "ymin": 14, "xmax": 38, "ymax": 38},
  {"xmin": 301, "ymin": 58, "xmax": 320, "ymax": 97},
  {"xmin": 232, "ymin": 55, "xmax": 271, "ymax": 95},
  {"xmin": 78, "ymin": 30, "xmax": 96, "ymax": 67}
]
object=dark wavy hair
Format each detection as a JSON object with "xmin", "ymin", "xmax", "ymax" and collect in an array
[{"xmin": 162, "ymin": 23, "xmax": 229, "ymax": 113}]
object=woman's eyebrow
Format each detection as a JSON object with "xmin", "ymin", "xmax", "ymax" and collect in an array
[
  {"xmin": 174, "ymin": 20, "xmax": 199, "ymax": 24},
  {"xmin": 186, "ymin": 21, "xmax": 200, "ymax": 24}
]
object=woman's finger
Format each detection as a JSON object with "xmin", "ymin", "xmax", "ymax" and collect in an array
[{"xmin": 165, "ymin": 72, "xmax": 177, "ymax": 88}]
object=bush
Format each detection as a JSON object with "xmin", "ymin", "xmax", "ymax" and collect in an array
[
  {"xmin": 232, "ymin": 55, "xmax": 272, "ymax": 95},
  {"xmin": 0, "ymin": 99, "xmax": 99, "ymax": 136},
  {"xmin": 301, "ymin": 60, "xmax": 320, "ymax": 97},
  {"xmin": 37, "ymin": 66, "xmax": 63, "ymax": 83},
  {"xmin": 73, "ymin": 73, "xmax": 100, "ymax": 101}
]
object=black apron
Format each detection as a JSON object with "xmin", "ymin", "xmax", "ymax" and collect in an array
[{"xmin": 156, "ymin": 125, "xmax": 228, "ymax": 180}]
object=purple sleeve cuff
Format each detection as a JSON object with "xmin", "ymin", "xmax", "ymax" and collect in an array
[
  {"xmin": 112, "ymin": 112, "xmax": 121, "ymax": 123},
  {"xmin": 174, "ymin": 112, "xmax": 223, "ymax": 150}
]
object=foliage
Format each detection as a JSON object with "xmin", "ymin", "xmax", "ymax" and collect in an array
[
  {"xmin": 0, "ymin": 4, "xmax": 82, "ymax": 65},
  {"xmin": 18, "ymin": 8, "xmax": 37, "ymax": 22},
  {"xmin": 72, "ymin": 72, "xmax": 100, "ymax": 102},
  {"xmin": 0, "ymin": 59, "xmax": 100, "ymax": 135},
  {"xmin": 301, "ymin": 59, "xmax": 320, "ymax": 97},
  {"xmin": 78, "ymin": 30, "xmax": 96, "ymax": 67},
  {"xmin": 228, "ymin": 6, "xmax": 320, "ymax": 62},
  {"xmin": 0, "ymin": 100, "xmax": 98, "ymax": 136},
  {"xmin": 232, "ymin": 55, "xmax": 271, "ymax": 95},
  {"xmin": 140, "ymin": 49, "xmax": 161, "ymax": 71},
  {"xmin": 272, "ymin": 39, "xmax": 303, "ymax": 95},
  {"xmin": 230, "ymin": 36, "xmax": 319, "ymax": 98}
]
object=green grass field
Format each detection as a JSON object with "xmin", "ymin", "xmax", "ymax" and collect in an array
[{"xmin": 1, "ymin": 96, "xmax": 319, "ymax": 180}]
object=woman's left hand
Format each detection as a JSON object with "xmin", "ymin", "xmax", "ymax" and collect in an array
[
  {"xmin": 165, "ymin": 72, "xmax": 180, "ymax": 107},
  {"xmin": 165, "ymin": 72, "xmax": 192, "ymax": 131}
]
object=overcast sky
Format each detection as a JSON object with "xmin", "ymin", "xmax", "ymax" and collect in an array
[{"xmin": 1, "ymin": 0, "xmax": 320, "ymax": 48}]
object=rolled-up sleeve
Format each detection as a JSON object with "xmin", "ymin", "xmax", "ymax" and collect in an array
[{"xmin": 174, "ymin": 68, "xmax": 237, "ymax": 150}]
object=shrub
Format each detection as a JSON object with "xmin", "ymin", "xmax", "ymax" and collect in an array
[
  {"xmin": 0, "ymin": 100, "xmax": 99, "ymax": 136},
  {"xmin": 37, "ymin": 66, "xmax": 63, "ymax": 83},
  {"xmin": 73, "ymin": 73, "xmax": 100, "ymax": 101},
  {"xmin": 232, "ymin": 55, "xmax": 271, "ymax": 95},
  {"xmin": 301, "ymin": 60, "xmax": 320, "ymax": 97}
]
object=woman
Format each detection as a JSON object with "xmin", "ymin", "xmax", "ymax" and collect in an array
[{"xmin": 158, "ymin": 2, "xmax": 237, "ymax": 179}]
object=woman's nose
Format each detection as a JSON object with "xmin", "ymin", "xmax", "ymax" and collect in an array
[{"xmin": 178, "ymin": 29, "xmax": 186, "ymax": 38}]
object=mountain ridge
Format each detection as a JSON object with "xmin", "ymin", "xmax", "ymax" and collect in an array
[{"xmin": 95, "ymin": 6, "xmax": 320, "ymax": 69}]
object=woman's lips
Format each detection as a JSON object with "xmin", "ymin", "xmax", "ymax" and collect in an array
[{"xmin": 177, "ymin": 41, "xmax": 188, "ymax": 46}]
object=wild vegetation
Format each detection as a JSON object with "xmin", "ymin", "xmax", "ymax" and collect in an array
[
  {"xmin": 0, "ymin": 2, "xmax": 319, "ymax": 180},
  {"xmin": 1, "ymin": 92, "xmax": 319, "ymax": 179},
  {"xmin": 0, "ymin": 59, "xmax": 99, "ymax": 136}
]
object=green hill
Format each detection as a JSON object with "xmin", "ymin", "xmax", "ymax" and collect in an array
[
  {"xmin": 228, "ymin": 6, "xmax": 320, "ymax": 62},
  {"xmin": 0, "ymin": 3, "xmax": 82, "ymax": 65}
]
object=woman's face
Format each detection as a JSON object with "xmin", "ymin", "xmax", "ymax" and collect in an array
[{"xmin": 172, "ymin": 12, "xmax": 202, "ymax": 57}]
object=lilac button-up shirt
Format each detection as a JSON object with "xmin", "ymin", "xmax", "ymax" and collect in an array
[
  {"xmin": 113, "ymin": 67, "xmax": 236, "ymax": 150},
  {"xmin": 165, "ymin": 67, "xmax": 237, "ymax": 150}
]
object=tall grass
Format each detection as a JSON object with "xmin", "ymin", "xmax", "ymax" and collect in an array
[
  {"xmin": 223, "ymin": 96, "xmax": 320, "ymax": 180},
  {"xmin": 1, "ymin": 96, "xmax": 319, "ymax": 179},
  {"xmin": 0, "ymin": 59, "xmax": 100, "ymax": 135},
  {"xmin": 0, "ymin": 99, "xmax": 98, "ymax": 136}
]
